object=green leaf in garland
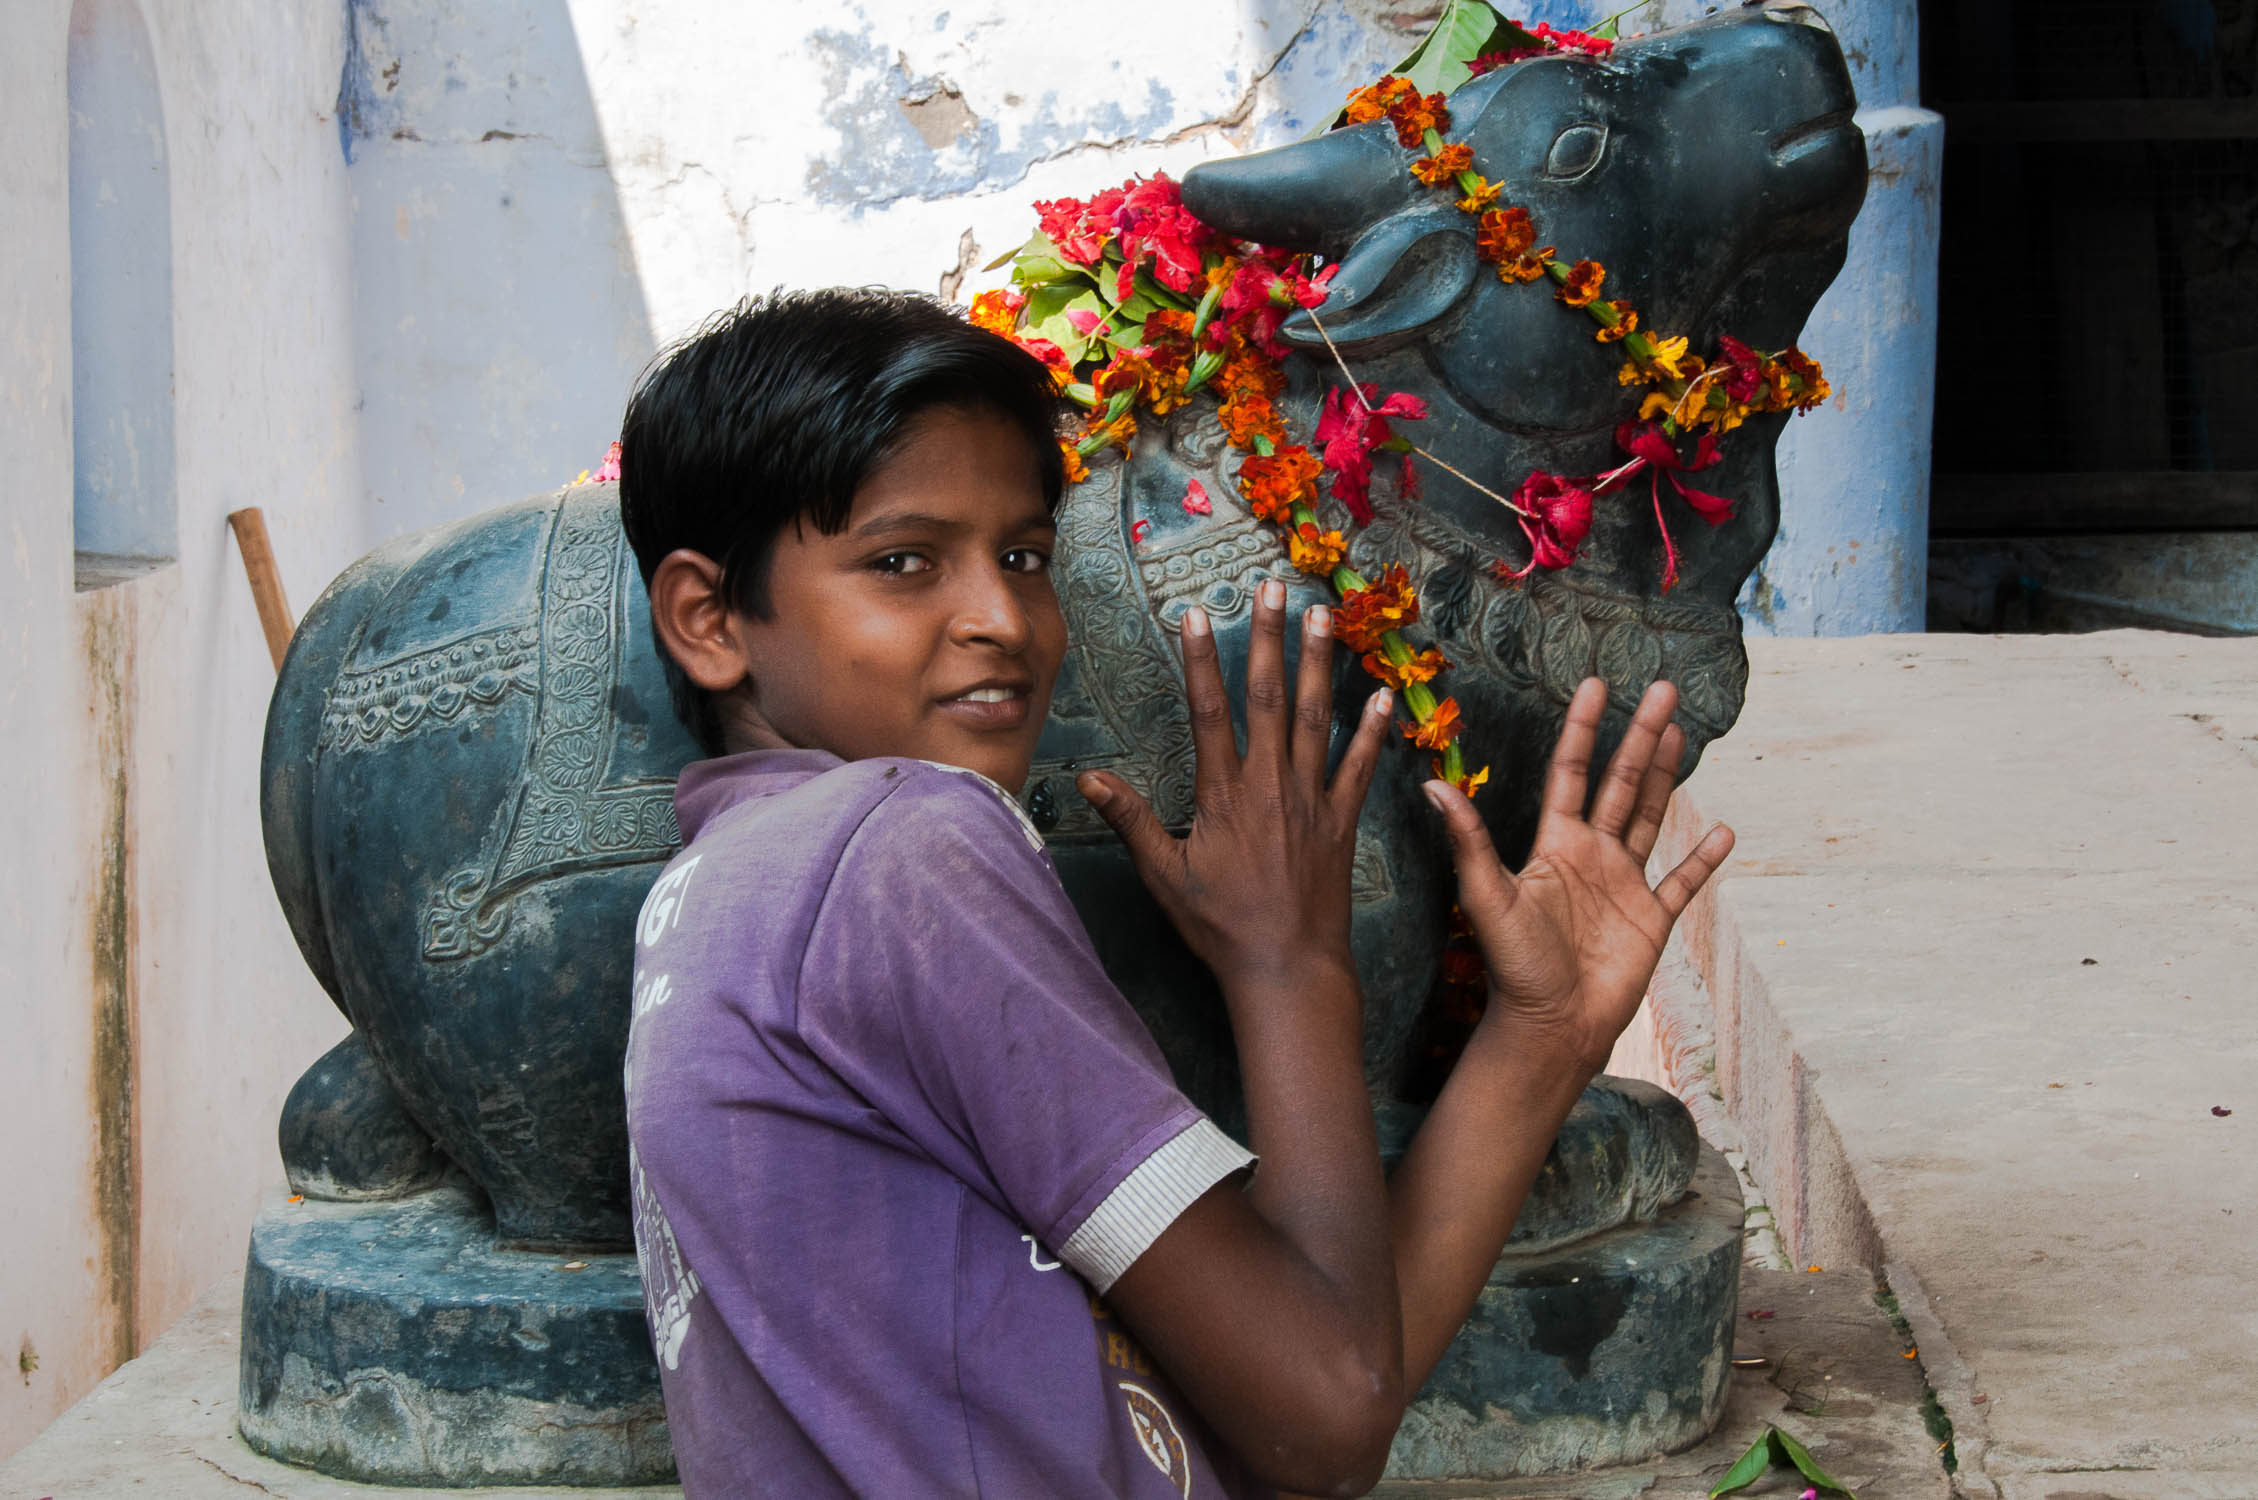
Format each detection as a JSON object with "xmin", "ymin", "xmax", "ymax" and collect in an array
[
  {"xmin": 1025, "ymin": 283, "xmax": 1107, "ymax": 366},
  {"xmin": 1009, "ymin": 232, "xmax": 1090, "ymax": 290},
  {"xmin": 1397, "ymin": 0, "xmax": 1513, "ymax": 101}
]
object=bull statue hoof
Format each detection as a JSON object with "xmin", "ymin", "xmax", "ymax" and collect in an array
[{"xmin": 241, "ymin": 3, "xmax": 1863, "ymax": 1484}]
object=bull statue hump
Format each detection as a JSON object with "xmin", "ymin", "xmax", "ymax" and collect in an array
[{"xmin": 239, "ymin": 2, "xmax": 1865, "ymax": 1487}]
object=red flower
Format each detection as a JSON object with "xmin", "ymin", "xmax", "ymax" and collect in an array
[
  {"xmin": 1033, "ymin": 185, "xmax": 1127, "ymax": 265},
  {"xmin": 1112, "ymin": 173, "xmax": 1215, "ymax": 295},
  {"xmin": 1314, "ymin": 383, "xmax": 1428, "ymax": 525},
  {"xmin": 1181, "ymin": 479, "xmax": 1212, "ymax": 517},
  {"xmin": 1496, "ymin": 471, "xmax": 1593, "ymax": 578},
  {"xmin": 1532, "ymin": 21, "xmax": 1615, "ymax": 56},
  {"xmin": 1221, "ymin": 252, "xmax": 1338, "ymax": 360},
  {"xmin": 591, "ymin": 441, "xmax": 622, "ymax": 484},
  {"xmin": 1713, "ymin": 334, "xmax": 1768, "ymax": 404},
  {"xmin": 1596, "ymin": 420, "xmax": 1740, "ymax": 590}
]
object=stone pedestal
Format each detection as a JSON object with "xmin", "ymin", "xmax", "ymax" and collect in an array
[
  {"xmin": 1390, "ymin": 1145, "xmax": 1744, "ymax": 1479},
  {"xmin": 237, "ymin": 1185, "xmax": 672, "ymax": 1487}
]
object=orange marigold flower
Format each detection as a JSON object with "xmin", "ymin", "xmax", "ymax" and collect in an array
[
  {"xmin": 1219, "ymin": 391, "xmax": 1287, "ymax": 451},
  {"xmin": 1386, "ymin": 90, "xmax": 1451, "ymax": 148},
  {"xmin": 1474, "ymin": 206, "xmax": 1536, "ymax": 265},
  {"xmin": 1059, "ymin": 437, "xmax": 1090, "ymax": 484},
  {"xmin": 1410, "ymin": 142, "xmax": 1474, "ymax": 185},
  {"xmin": 1455, "ymin": 176, "xmax": 1503, "ymax": 214},
  {"xmin": 1637, "ymin": 390, "xmax": 1675, "ymax": 421},
  {"xmin": 1405, "ymin": 695, "xmax": 1464, "ymax": 751},
  {"xmin": 1433, "ymin": 758, "xmax": 1490, "ymax": 797},
  {"xmin": 1557, "ymin": 258, "xmax": 1605, "ymax": 308},
  {"xmin": 1779, "ymin": 345, "xmax": 1830, "ymax": 413},
  {"xmin": 1361, "ymin": 645, "xmax": 1449, "ymax": 692},
  {"xmin": 1332, "ymin": 563, "xmax": 1420, "ymax": 652},
  {"xmin": 1235, "ymin": 444, "xmax": 1325, "ymax": 523},
  {"xmin": 1345, "ymin": 75, "xmax": 1415, "ymax": 126},
  {"xmin": 1617, "ymin": 333, "xmax": 1692, "ymax": 386},
  {"xmin": 1084, "ymin": 410, "xmax": 1137, "ymax": 454},
  {"xmin": 1498, "ymin": 246, "xmax": 1556, "ymax": 284},
  {"xmin": 968, "ymin": 287, "xmax": 1025, "ymax": 339},
  {"xmin": 1287, "ymin": 521, "xmax": 1348, "ymax": 576},
  {"xmin": 1594, "ymin": 301, "xmax": 1639, "ymax": 341}
]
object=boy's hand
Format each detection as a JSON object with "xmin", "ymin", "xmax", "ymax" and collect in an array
[
  {"xmin": 1077, "ymin": 578, "xmax": 1392, "ymax": 995},
  {"xmin": 1427, "ymin": 676, "xmax": 1735, "ymax": 1078}
]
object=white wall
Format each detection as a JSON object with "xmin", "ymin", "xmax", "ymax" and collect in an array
[{"xmin": 0, "ymin": 0, "xmax": 358, "ymax": 1458}]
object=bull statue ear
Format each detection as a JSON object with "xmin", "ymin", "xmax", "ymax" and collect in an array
[{"xmin": 1280, "ymin": 213, "xmax": 1478, "ymax": 354}]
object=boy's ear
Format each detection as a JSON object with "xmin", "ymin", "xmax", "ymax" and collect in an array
[{"xmin": 648, "ymin": 549, "xmax": 753, "ymax": 694}]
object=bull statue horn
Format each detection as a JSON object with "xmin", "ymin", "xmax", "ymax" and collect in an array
[{"xmin": 1181, "ymin": 121, "xmax": 1417, "ymax": 259}]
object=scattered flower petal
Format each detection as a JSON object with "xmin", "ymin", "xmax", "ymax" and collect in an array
[{"xmin": 1182, "ymin": 479, "xmax": 1212, "ymax": 517}]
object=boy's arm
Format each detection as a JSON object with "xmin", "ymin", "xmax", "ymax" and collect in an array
[
  {"xmin": 1388, "ymin": 677, "xmax": 1733, "ymax": 1389},
  {"xmin": 1084, "ymin": 582, "xmax": 1405, "ymax": 1497},
  {"xmin": 1086, "ymin": 596, "xmax": 1731, "ymax": 1494}
]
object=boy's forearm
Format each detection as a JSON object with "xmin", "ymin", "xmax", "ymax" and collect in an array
[
  {"xmin": 1227, "ymin": 960, "xmax": 1398, "ymax": 1339},
  {"xmin": 1385, "ymin": 1014, "xmax": 1597, "ymax": 1391}
]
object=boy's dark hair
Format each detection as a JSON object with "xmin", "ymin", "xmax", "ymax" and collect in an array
[{"xmin": 618, "ymin": 288, "xmax": 1070, "ymax": 754}]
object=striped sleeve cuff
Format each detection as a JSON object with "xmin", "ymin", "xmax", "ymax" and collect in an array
[{"xmin": 1057, "ymin": 1118, "xmax": 1254, "ymax": 1295}]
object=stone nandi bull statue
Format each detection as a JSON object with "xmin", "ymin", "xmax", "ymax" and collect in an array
[{"xmin": 242, "ymin": 2, "xmax": 1864, "ymax": 1486}]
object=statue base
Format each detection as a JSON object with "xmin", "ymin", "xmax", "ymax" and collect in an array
[
  {"xmin": 1388, "ymin": 1143, "xmax": 1743, "ymax": 1480},
  {"xmin": 237, "ymin": 1185, "xmax": 672, "ymax": 1488}
]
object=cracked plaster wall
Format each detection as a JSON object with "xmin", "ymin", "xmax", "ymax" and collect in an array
[{"xmin": 347, "ymin": 0, "xmax": 1936, "ymax": 636}]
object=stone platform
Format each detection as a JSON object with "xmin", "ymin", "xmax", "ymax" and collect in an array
[
  {"xmin": 0, "ymin": 1262, "xmax": 1946, "ymax": 1499},
  {"xmin": 1616, "ymin": 630, "xmax": 2258, "ymax": 1499}
]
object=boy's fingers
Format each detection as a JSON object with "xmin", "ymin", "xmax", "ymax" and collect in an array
[
  {"xmin": 1291, "ymin": 605, "xmax": 1336, "ymax": 793},
  {"xmin": 1176, "ymin": 607, "xmax": 1239, "ymax": 806},
  {"xmin": 1241, "ymin": 579, "xmax": 1290, "ymax": 774},
  {"xmin": 1590, "ymin": 680, "xmax": 1678, "ymax": 839},
  {"xmin": 1654, "ymin": 821, "xmax": 1735, "ymax": 920},
  {"xmin": 1421, "ymin": 777, "xmax": 1520, "ymax": 945},
  {"xmin": 1623, "ymin": 722, "xmax": 1686, "ymax": 865},
  {"xmin": 1327, "ymin": 687, "xmax": 1393, "ymax": 821},
  {"xmin": 1540, "ymin": 678, "xmax": 1608, "ymax": 823},
  {"xmin": 1078, "ymin": 771, "xmax": 1180, "ymax": 885}
]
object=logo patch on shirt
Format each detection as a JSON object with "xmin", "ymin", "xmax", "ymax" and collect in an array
[
  {"xmin": 1118, "ymin": 1382, "xmax": 1192, "ymax": 1497},
  {"xmin": 630, "ymin": 1145, "xmax": 702, "ymax": 1371}
]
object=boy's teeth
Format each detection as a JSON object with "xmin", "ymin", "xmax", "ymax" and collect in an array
[{"xmin": 958, "ymin": 688, "xmax": 1015, "ymax": 703}]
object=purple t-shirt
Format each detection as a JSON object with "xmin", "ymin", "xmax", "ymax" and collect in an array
[{"xmin": 625, "ymin": 748, "xmax": 1265, "ymax": 1498}]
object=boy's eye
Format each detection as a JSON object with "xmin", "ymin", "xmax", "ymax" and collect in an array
[
  {"xmin": 872, "ymin": 551, "xmax": 933, "ymax": 575},
  {"xmin": 1002, "ymin": 547, "xmax": 1050, "ymax": 574}
]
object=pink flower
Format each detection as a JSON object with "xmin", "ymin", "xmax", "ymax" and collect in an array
[
  {"xmin": 1313, "ymin": 383, "xmax": 1427, "ymax": 524},
  {"xmin": 1181, "ymin": 479, "xmax": 1212, "ymax": 517},
  {"xmin": 1064, "ymin": 309, "xmax": 1114, "ymax": 338},
  {"xmin": 592, "ymin": 441, "xmax": 622, "ymax": 484}
]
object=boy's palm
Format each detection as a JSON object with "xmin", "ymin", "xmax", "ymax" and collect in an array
[{"xmin": 1432, "ymin": 677, "xmax": 1735, "ymax": 1074}]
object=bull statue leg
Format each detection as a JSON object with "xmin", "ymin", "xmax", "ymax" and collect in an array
[{"xmin": 276, "ymin": 1032, "xmax": 448, "ymax": 1202}]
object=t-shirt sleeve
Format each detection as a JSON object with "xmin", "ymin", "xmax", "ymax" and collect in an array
[{"xmin": 795, "ymin": 765, "xmax": 1249, "ymax": 1293}]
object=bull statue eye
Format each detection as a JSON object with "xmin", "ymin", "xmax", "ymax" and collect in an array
[{"xmin": 1543, "ymin": 122, "xmax": 1608, "ymax": 180}]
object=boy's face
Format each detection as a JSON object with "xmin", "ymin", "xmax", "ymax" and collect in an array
[{"xmin": 726, "ymin": 407, "xmax": 1066, "ymax": 790}]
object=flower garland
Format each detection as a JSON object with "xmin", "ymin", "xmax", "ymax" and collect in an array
[
  {"xmin": 1341, "ymin": 43, "xmax": 1832, "ymax": 591},
  {"xmin": 971, "ymin": 180, "xmax": 1489, "ymax": 798},
  {"xmin": 970, "ymin": 16, "xmax": 1840, "ymax": 799}
]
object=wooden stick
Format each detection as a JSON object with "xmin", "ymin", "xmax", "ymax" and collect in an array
[{"xmin": 226, "ymin": 508, "xmax": 294, "ymax": 672}]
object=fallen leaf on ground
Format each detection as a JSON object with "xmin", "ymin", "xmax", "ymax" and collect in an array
[{"xmin": 2213, "ymin": 1106, "xmax": 2233, "ymax": 1117}]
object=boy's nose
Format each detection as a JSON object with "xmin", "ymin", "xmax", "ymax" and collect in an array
[{"xmin": 947, "ymin": 567, "xmax": 1033, "ymax": 652}]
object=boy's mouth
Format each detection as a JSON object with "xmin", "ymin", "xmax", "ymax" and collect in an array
[{"xmin": 939, "ymin": 680, "xmax": 1035, "ymax": 729}]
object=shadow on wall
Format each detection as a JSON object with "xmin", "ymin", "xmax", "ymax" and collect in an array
[{"xmin": 340, "ymin": 0, "xmax": 655, "ymax": 547}]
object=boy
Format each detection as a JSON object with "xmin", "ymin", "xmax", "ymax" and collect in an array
[{"xmin": 618, "ymin": 288, "xmax": 1733, "ymax": 1498}]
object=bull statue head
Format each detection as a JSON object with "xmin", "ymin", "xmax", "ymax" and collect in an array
[{"xmin": 1026, "ymin": 0, "xmax": 1867, "ymax": 1123}]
